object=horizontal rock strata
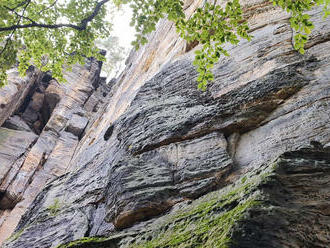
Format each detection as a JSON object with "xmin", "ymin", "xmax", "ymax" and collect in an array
[
  {"xmin": 54, "ymin": 148, "xmax": 330, "ymax": 248},
  {"xmin": 1, "ymin": 0, "xmax": 330, "ymax": 247}
]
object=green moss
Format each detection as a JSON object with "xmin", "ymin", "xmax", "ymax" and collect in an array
[
  {"xmin": 6, "ymin": 229, "xmax": 24, "ymax": 243},
  {"xmin": 160, "ymin": 200, "xmax": 256, "ymax": 247},
  {"xmin": 57, "ymin": 160, "xmax": 278, "ymax": 248},
  {"xmin": 47, "ymin": 198, "xmax": 61, "ymax": 216},
  {"xmin": 55, "ymin": 237, "xmax": 110, "ymax": 248},
  {"xmin": 5, "ymin": 223, "xmax": 32, "ymax": 244},
  {"xmin": 130, "ymin": 176, "xmax": 264, "ymax": 248}
]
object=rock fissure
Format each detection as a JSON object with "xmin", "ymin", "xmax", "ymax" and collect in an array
[{"xmin": 1, "ymin": 1, "xmax": 330, "ymax": 247}]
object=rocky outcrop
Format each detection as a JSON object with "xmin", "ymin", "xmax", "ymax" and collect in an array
[
  {"xmin": 1, "ymin": 0, "xmax": 330, "ymax": 247},
  {"xmin": 52, "ymin": 148, "xmax": 330, "ymax": 248},
  {"xmin": 0, "ymin": 68, "xmax": 40, "ymax": 127},
  {"xmin": 0, "ymin": 59, "xmax": 109, "ymax": 244}
]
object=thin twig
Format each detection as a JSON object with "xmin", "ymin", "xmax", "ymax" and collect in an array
[
  {"xmin": 0, "ymin": 0, "xmax": 31, "ymax": 57},
  {"xmin": 5, "ymin": 0, "xmax": 29, "ymax": 11},
  {"xmin": 4, "ymin": 6, "xmax": 35, "ymax": 23},
  {"xmin": 37, "ymin": 0, "xmax": 58, "ymax": 15}
]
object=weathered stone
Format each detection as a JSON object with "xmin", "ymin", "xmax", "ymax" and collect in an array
[
  {"xmin": 0, "ymin": 58, "xmax": 107, "ymax": 244},
  {"xmin": 52, "ymin": 148, "xmax": 330, "ymax": 248},
  {"xmin": 2, "ymin": 116, "xmax": 33, "ymax": 132},
  {"xmin": 0, "ymin": 128, "xmax": 37, "ymax": 211},
  {"xmin": 229, "ymin": 149, "xmax": 330, "ymax": 248},
  {"xmin": 84, "ymin": 77, "xmax": 111, "ymax": 114},
  {"xmin": 0, "ymin": 128, "xmax": 37, "ymax": 187},
  {"xmin": 1, "ymin": 1, "xmax": 330, "ymax": 248},
  {"xmin": 0, "ymin": 68, "xmax": 40, "ymax": 127},
  {"xmin": 65, "ymin": 114, "xmax": 89, "ymax": 138}
]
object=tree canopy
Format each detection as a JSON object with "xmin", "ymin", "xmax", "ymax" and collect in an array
[{"xmin": 0, "ymin": 0, "xmax": 329, "ymax": 89}]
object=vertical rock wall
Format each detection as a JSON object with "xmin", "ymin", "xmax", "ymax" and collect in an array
[
  {"xmin": 0, "ymin": 0, "xmax": 330, "ymax": 247},
  {"xmin": 0, "ymin": 59, "xmax": 109, "ymax": 244}
]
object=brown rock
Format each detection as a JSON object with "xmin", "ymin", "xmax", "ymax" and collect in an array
[{"xmin": 0, "ymin": 69, "xmax": 40, "ymax": 127}]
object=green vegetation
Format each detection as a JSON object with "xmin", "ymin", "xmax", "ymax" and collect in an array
[
  {"xmin": 0, "ymin": 0, "xmax": 329, "ymax": 88},
  {"xmin": 126, "ymin": 164, "xmax": 277, "ymax": 248},
  {"xmin": 54, "ymin": 163, "xmax": 277, "ymax": 248},
  {"xmin": 274, "ymin": 0, "xmax": 329, "ymax": 54},
  {"xmin": 5, "ymin": 222, "xmax": 33, "ymax": 243},
  {"xmin": 47, "ymin": 198, "xmax": 61, "ymax": 216},
  {"xmin": 130, "ymin": 183, "xmax": 259, "ymax": 247},
  {"xmin": 96, "ymin": 36, "xmax": 127, "ymax": 78},
  {"xmin": 0, "ymin": 0, "xmax": 112, "ymax": 87},
  {"xmin": 177, "ymin": 0, "xmax": 250, "ymax": 90},
  {"xmin": 6, "ymin": 229, "xmax": 24, "ymax": 243},
  {"xmin": 55, "ymin": 237, "xmax": 110, "ymax": 248}
]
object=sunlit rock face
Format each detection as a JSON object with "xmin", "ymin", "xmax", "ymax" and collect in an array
[{"xmin": 1, "ymin": 0, "xmax": 330, "ymax": 247}]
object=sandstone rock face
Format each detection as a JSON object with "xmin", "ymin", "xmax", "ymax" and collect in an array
[
  {"xmin": 1, "ymin": 0, "xmax": 330, "ymax": 247},
  {"xmin": 0, "ymin": 59, "xmax": 108, "ymax": 244},
  {"xmin": 0, "ymin": 68, "xmax": 40, "ymax": 127}
]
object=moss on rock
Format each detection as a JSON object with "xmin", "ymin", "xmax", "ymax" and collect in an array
[
  {"xmin": 55, "ymin": 237, "xmax": 114, "ymax": 248},
  {"xmin": 56, "ymin": 162, "xmax": 276, "ymax": 248},
  {"xmin": 128, "ymin": 172, "xmax": 268, "ymax": 248}
]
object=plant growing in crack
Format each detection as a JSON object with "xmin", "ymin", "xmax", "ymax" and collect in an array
[{"xmin": 47, "ymin": 198, "xmax": 62, "ymax": 216}]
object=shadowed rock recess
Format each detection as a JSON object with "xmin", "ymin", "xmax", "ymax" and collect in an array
[{"xmin": 1, "ymin": 0, "xmax": 330, "ymax": 247}]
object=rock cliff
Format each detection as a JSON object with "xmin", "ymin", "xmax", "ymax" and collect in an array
[
  {"xmin": 1, "ymin": 0, "xmax": 330, "ymax": 247},
  {"xmin": 0, "ymin": 59, "xmax": 110, "ymax": 244}
]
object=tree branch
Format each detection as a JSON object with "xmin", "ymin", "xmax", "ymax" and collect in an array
[
  {"xmin": 0, "ymin": 0, "xmax": 110, "ymax": 32},
  {"xmin": 0, "ymin": 0, "xmax": 31, "ymax": 57},
  {"xmin": 4, "ymin": 6, "xmax": 35, "ymax": 23},
  {"xmin": 5, "ymin": 0, "xmax": 30, "ymax": 11},
  {"xmin": 37, "ymin": 0, "xmax": 58, "ymax": 15}
]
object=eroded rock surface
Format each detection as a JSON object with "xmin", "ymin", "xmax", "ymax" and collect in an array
[
  {"xmin": 1, "ymin": 0, "xmax": 330, "ymax": 247},
  {"xmin": 53, "ymin": 148, "xmax": 330, "ymax": 248},
  {"xmin": 0, "ymin": 68, "xmax": 40, "ymax": 127},
  {"xmin": 0, "ymin": 59, "xmax": 109, "ymax": 244}
]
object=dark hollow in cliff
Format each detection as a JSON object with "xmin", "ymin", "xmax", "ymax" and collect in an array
[
  {"xmin": 0, "ymin": 191, "xmax": 21, "ymax": 210},
  {"xmin": 104, "ymin": 125, "xmax": 114, "ymax": 141}
]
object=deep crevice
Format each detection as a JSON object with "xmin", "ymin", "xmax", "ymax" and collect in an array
[
  {"xmin": 0, "ymin": 190, "xmax": 22, "ymax": 210},
  {"xmin": 13, "ymin": 72, "xmax": 59, "ymax": 134}
]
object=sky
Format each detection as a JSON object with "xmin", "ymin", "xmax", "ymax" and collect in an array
[
  {"xmin": 111, "ymin": 5, "xmax": 135, "ymax": 51},
  {"xmin": 99, "ymin": 4, "xmax": 135, "ymax": 78}
]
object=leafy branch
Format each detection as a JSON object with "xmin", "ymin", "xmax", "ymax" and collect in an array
[
  {"xmin": 176, "ymin": 0, "xmax": 250, "ymax": 90},
  {"xmin": 0, "ymin": 0, "xmax": 110, "ymax": 32},
  {"xmin": 0, "ymin": 0, "xmax": 329, "ymax": 89},
  {"xmin": 0, "ymin": 0, "xmax": 112, "ymax": 85}
]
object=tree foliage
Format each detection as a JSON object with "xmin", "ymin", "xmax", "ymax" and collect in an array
[
  {"xmin": 0, "ymin": 0, "xmax": 329, "ymax": 89},
  {"xmin": 0, "ymin": 0, "xmax": 111, "ymax": 87},
  {"xmin": 177, "ymin": 0, "xmax": 250, "ymax": 90}
]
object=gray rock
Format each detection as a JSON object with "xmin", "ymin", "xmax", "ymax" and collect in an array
[
  {"xmin": 65, "ymin": 114, "xmax": 89, "ymax": 138},
  {"xmin": 47, "ymin": 148, "xmax": 330, "ymax": 248},
  {"xmin": 0, "ymin": 58, "xmax": 107, "ymax": 244},
  {"xmin": 0, "ymin": 128, "xmax": 38, "ymax": 210},
  {"xmin": 2, "ymin": 116, "xmax": 33, "ymax": 132},
  {"xmin": 1, "ymin": 2, "xmax": 330, "ymax": 248},
  {"xmin": 0, "ymin": 68, "xmax": 40, "ymax": 127}
]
